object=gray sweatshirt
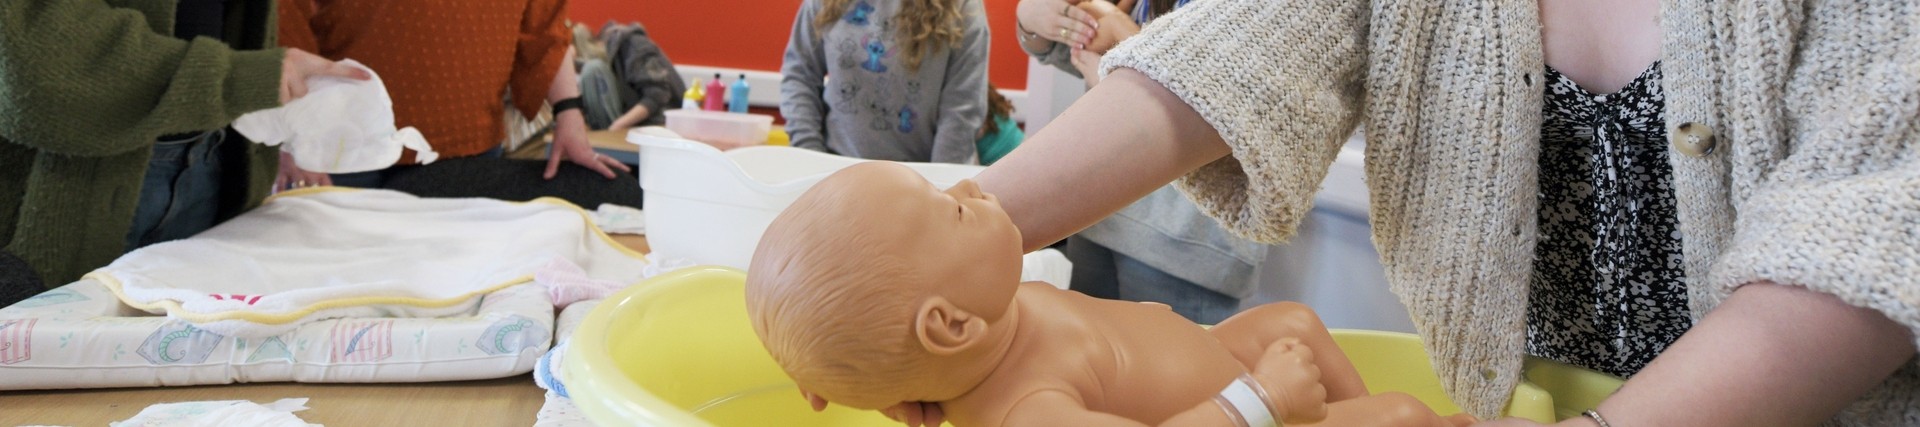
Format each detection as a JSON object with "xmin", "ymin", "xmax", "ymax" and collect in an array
[{"xmin": 780, "ymin": 0, "xmax": 988, "ymax": 163}]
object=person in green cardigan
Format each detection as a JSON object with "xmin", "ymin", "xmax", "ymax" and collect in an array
[{"xmin": 0, "ymin": 0, "xmax": 366, "ymax": 307}]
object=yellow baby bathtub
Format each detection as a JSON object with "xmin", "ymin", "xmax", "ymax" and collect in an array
[{"xmin": 565, "ymin": 267, "xmax": 1623, "ymax": 426}]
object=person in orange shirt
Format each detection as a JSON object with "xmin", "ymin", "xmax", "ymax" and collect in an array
[{"xmin": 275, "ymin": 0, "xmax": 629, "ymax": 190}]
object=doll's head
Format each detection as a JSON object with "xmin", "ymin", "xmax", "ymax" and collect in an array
[{"xmin": 746, "ymin": 162, "xmax": 1024, "ymax": 410}]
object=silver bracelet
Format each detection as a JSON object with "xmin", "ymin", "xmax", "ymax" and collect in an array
[
  {"xmin": 1015, "ymin": 21, "xmax": 1040, "ymax": 44},
  {"xmin": 1583, "ymin": 409, "xmax": 1613, "ymax": 427}
]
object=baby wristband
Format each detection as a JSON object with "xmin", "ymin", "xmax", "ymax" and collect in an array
[{"xmin": 1212, "ymin": 373, "xmax": 1279, "ymax": 427}]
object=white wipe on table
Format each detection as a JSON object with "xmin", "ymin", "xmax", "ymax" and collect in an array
[{"xmin": 111, "ymin": 398, "xmax": 318, "ymax": 427}]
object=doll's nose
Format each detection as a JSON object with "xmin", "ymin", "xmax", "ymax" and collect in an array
[{"xmin": 950, "ymin": 179, "xmax": 984, "ymax": 199}]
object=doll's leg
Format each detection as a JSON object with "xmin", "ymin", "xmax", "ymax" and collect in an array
[
  {"xmin": 1297, "ymin": 392, "xmax": 1467, "ymax": 427},
  {"xmin": 1209, "ymin": 302, "xmax": 1368, "ymax": 401}
]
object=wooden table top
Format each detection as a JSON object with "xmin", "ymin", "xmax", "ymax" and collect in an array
[{"xmin": 0, "ymin": 375, "xmax": 546, "ymax": 426}]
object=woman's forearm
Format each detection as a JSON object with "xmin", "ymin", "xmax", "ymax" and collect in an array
[
  {"xmin": 976, "ymin": 69, "xmax": 1230, "ymax": 251},
  {"xmin": 1592, "ymin": 282, "xmax": 1913, "ymax": 426},
  {"xmin": 609, "ymin": 104, "xmax": 650, "ymax": 130},
  {"xmin": 547, "ymin": 46, "xmax": 582, "ymax": 103}
]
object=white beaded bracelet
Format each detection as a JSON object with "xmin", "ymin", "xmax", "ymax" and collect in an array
[{"xmin": 1583, "ymin": 409, "xmax": 1613, "ymax": 427}]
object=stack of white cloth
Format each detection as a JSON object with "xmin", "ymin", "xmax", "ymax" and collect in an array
[{"xmin": 91, "ymin": 189, "xmax": 652, "ymax": 338}]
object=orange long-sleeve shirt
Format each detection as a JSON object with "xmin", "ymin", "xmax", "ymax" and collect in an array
[{"xmin": 279, "ymin": 0, "xmax": 570, "ymax": 162}]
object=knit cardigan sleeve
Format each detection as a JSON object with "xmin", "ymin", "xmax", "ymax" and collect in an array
[
  {"xmin": 0, "ymin": 0, "xmax": 283, "ymax": 157},
  {"xmin": 1100, "ymin": 0, "xmax": 1369, "ymax": 243},
  {"xmin": 1708, "ymin": 4, "xmax": 1920, "ymax": 349}
]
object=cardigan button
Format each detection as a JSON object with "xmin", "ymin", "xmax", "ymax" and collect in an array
[{"xmin": 1671, "ymin": 122, "xmax": 1716, "ymax": 157}]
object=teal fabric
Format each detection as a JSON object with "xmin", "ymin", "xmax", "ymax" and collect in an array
[{"xmin": 974, "ymin": 114, "xmax": 1022, "ymax": 166}]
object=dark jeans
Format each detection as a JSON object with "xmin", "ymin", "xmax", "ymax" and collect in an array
[
  {"xmin": 126, "ymin": 130, "xmax": 228, "ymax": 251},
  {"xmin": 0, "ymin": 249, "xmax": 42, "ymax": 308},
  {"xmin": 578, "ymin": 58, "xmax": 628, "ymax": 130},
  {"xmin": 330, "ymin": 146, "xmax": 504, "ymax": 189},
  {"xmin": 1065, "ymin": 237, "xmax": 1241, "ymax": 324},
  {"xmin": 332, "ymin": 149, "xmax": 643, "ymax": 210}
]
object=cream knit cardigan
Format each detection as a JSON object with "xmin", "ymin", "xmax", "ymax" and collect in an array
[{"xmin": 1103, "ymin": 0, "xmax": 1919, "ymax": 422}]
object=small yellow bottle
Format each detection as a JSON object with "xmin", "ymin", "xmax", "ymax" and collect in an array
[{"xmin": 682, "ymin": 80, "xmax": 705, "ymax": 110}]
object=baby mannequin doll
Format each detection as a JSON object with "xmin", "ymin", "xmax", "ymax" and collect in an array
[
  {"xmin": 746, "ymin": 162, "xmax": 1472, "ymax": 426},
  {"xmin": 1078, "ymin": 0, "xmax": 1141, "ymax": 53}
]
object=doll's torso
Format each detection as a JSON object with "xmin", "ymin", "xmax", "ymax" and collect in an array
[{"xmin": 944, "ymin": 283, "xmax": 1247, "ymax": 426}]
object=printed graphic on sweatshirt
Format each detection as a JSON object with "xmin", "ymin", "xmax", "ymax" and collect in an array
[
  {"xmin": 904, "ymin": 80, "xmax": 923, "ymax": 105},
  {"xmin": 867, "ymin": 93, "xmax": 897, "ymax": 132},
  {"xmin": 831, "ymin": 82, "xmax": 864, "ymax": 114},
  {"xmin": 860, "ymin": 34, "xmax": 894, "ymax": 73},
  {"xmin": 844, "ymin": 1, "xmax": 876, "ymax": 26},
  {"xmin": 835, "ymin": 37, "xmax": 862, "ymax": 70},
  {"xmin": 897, "ymin": 107, "xmax": 917, "ymax": 133}
]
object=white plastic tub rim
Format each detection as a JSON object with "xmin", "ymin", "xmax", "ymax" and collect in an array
[{"xmin": 630, "ymin": 133, "xmax": 987, "ymax": 208}]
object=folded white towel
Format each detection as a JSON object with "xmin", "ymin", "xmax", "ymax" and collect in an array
[{"xmin": 90, "ymin": 188, "xmax": 651, "ymax": 338}]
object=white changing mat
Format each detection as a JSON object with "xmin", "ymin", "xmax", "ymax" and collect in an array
[
  {"xmin": 91, "ymin": 188, "xmax": 651, "ymax": 338},
  {"xmin": 0, "ymin": 279, "xmax": 553, "ymax": 390}
]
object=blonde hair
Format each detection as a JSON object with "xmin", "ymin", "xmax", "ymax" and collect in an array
[
  {"xmin": 815, "ymin": 0, "xmax": 966, "ymax": 72},
  {"xmin": 745, "ymin": 183, "xmax": 936, "ymax": 409}
]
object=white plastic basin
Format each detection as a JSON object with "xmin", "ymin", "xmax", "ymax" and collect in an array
[
  {"xmin": 663, "ymin": 110, "xmax": 773, "ymax": 149},
  {"xmin": 632, "ymin": 134, "xmax": 987, "ymax": 269}
]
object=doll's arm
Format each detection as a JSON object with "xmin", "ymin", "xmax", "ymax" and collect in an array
[
  {"xmin": 999, "ymin": 389, "xmax": 1238, "ymax": 427},
  {"xmin": 1212, "ymin": 302, "xmax": 1368, "ymax": 401}
]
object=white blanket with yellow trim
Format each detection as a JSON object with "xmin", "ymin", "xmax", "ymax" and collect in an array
[{"xmin": 92, "ymin": 188, "xmax": 651, "ymax": 338}]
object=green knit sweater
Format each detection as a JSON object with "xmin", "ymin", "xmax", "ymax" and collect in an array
[{"xmin": 0, "ymin": 0, "xmax": 285, "ymax": 288}]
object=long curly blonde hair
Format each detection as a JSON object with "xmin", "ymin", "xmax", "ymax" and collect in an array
[{"xmin": 815, "ymin": 0, "xmax": 966, "ymax": 72}]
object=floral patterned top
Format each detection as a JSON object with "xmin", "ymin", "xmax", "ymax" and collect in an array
[{"xmin": 1527, "ymin": 63, "xmax": 1693, "ymax": 377}]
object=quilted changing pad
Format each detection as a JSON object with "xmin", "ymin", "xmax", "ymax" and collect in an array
[
  {"xmin": 0, "ymin": 279, "xmax": 551, "ymax": 390},
  {"xmin": 0, "ymin": 188, "xmax": 651, "ymax": 390}
]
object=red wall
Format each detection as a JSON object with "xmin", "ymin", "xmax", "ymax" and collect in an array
[{"xmin": 569, "ymin": 0, "xmax": 1030, "ymax": 90}]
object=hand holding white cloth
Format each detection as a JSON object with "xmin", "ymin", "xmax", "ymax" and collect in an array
[{"xmin": 234, "ymin": 59, "xmax": 437, "ymax": 173}]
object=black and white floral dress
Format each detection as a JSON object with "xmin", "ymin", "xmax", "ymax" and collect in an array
[{"xmin": 1527, "ymin": 63, "xmax": 1693, "ymax": 377}]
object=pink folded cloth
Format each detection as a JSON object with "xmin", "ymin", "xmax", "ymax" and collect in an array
[{"xmin": 535, "ymin": 258, "xmax": 624, "ymax": 310}]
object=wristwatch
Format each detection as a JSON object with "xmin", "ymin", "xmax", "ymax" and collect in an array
[{"xmin": 552, "ymin": 97, "xmax": 584, "ymax": 115}]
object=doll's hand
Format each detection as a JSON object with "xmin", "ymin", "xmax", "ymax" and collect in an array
[
  {"xmin": 1253, "ymin": 338, "xmax": 1328, "ymax": 424},
  {"xmin": 799, "ymin": 389, "xmax": 945, "ymax": 427},
  {"xmin": 798, "ymin": 389, "xmax": 829, "ymax": 412},
  {"xmin": 882, "ymin": 401, "xmax": 945, "ymax": 427},
  {"xmin": 1070, "ymin": 47, "xmax": 1105, "ymax": 89},
  {"xmin": 1469, "ymin": 417, "xmax": 1549, "ymax": 427}
]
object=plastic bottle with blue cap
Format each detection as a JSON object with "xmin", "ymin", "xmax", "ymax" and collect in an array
[{"xmin": 727, "ymin": 74, "xmax": 751, "ymax": 113}]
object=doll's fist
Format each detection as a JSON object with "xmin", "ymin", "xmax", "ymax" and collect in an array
[{"xmin": 1253, "ymin": 338, "xmax": 1328, "ymax": 424}]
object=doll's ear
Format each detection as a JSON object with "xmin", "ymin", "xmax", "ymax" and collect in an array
[{"xmin": 915, "ymin": 297, "xmax": 989, "ymax": 356}]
